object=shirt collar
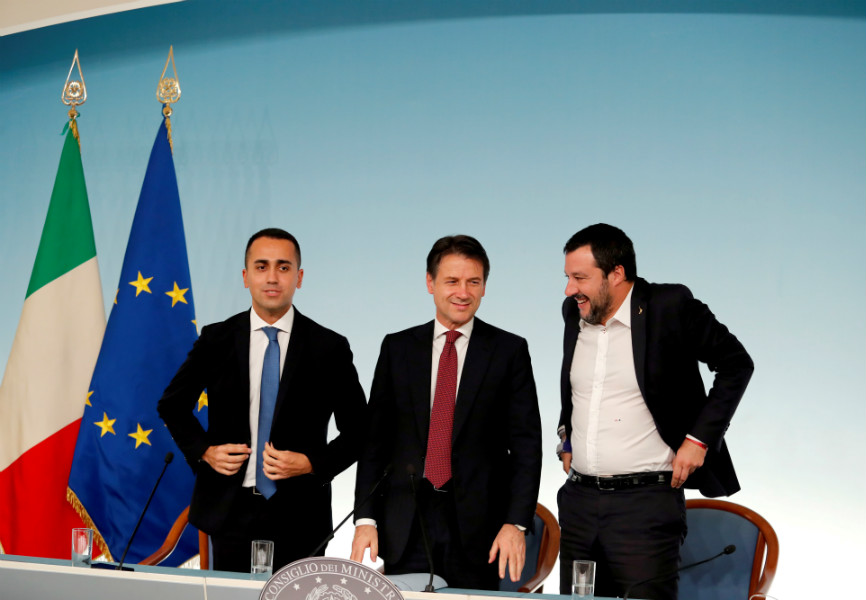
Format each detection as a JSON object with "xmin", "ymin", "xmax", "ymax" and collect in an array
[
  {"xmin": 249, "ymin": 305, "xmax": 295, "ymax": 334},
  {"xmin": 434, "ymin": 317, "xmax": 474, "ymax": 341},
  {"xmin": 609, "ymin": 285, "xmax": 634, "ymax": 329},
  {"xmin": 580, "ymin": 284, "xmax": 634, "ymax": 330}
]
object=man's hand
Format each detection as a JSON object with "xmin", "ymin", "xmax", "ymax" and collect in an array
[
  {"xmin": 262, "ymin": 442, "xmax": 313, "ymax": 480},
  {"xmin": 488, "ymin": 524, "xmax": 526, "ymax": 582},
  {"xmin": 350, "ymin": 525, "xmax": 379, "ymax": 563},
  {"xmin": 671, "ymin": 440, "xmax": 706, "ymax": 488},
  {"xmin": 202, "ymin": 444, "xmax": 251, "ymax": 475},
  {"xmin": 561, "ymin": 451, "xmax": 572, "ymax": 474}
]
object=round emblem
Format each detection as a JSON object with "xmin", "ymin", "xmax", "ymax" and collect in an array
[{"xmin": 259, "ymin": 557, "xmax": 404, "ymax": 600}]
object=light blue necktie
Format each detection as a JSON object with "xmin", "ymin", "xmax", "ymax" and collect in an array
[{"xmin": 256, "ymin": 326, "xmax": 279, "ymax": 499}]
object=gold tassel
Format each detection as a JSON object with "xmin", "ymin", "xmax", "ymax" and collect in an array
[
  {"xmin": 164, "ymin": 106, "xmax": 173, "ymax": 154},
  {"xmin": 66, "ymin": 487, "xmax": 113, "ymax": 560},
  {"xmin": 68, "ymin": 109, "xmax": 80, "ymax": 149}
]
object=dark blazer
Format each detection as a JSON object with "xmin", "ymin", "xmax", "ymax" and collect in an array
[
  {"xmin": 355, "ymin": 317, "xmax": 543, "ymax": 565},
  {"xmin": 558, "ymin": 278, "xmax": 754, "ymax": 497},
  {"xmin": 158, "ymin": 308, "xmax": 367, "ymax": 550}
]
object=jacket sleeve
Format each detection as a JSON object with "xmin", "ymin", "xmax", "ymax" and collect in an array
[
  {"xmin": 681, "ymin": 291, "xmax": 754, "ymax": 450},
  {"xmin": 504, "ymin": 337, "xmax": 543, "ymax": 529},
  {"xmin": 353, "ymin": 335, "xmax": 396, "ymax": 521},
  {"xmin": 157, "ymin": 326, "xmax": 213, "ymax": 471},
  {"xmin": 303, "ymin": 334, "xmax": 369, "ymax": 482}
]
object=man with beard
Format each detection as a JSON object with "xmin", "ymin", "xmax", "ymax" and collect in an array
[{"xmin": 556, "ymin": 224, "xmax": 753, "ymax": 600}]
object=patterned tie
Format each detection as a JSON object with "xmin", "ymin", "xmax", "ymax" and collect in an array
[
  {"xmin": 425, "ymin": 330, "xmax": 462, "ymax": 489},
  {"xmin": 256, "ymin": 326, "xmax": 280, "ymax": 499}
]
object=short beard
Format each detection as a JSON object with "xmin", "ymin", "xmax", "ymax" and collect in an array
[{"xmin": 581, "ymin": 279, "xmax": 612, "ymax": 326}]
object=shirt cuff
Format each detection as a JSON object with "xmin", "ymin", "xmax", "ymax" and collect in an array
[
  {"xmin": 685, "ymin": 434, "xmax": 707, "ymax": 449},
  {"xmin": 355, "ymin": 518, "xmax": 377, "ymax": 528}
]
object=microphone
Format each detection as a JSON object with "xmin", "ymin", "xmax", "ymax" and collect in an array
[
  {"xmin": 96, "ymin": 452, "xmax": 174, "ymax": 571},
  {"xmin": 407, "ymin": 464, "xmax": 436, "ymax": 593},
  {"xmin": 307, "ymin": 464, "xmax": 392, "ymax": 557},
  {"xmin": 622, "ymin": 544, "xmax": 736, "ymax": 600}
]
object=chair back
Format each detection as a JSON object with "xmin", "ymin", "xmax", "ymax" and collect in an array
[
  {"xmin": 499, "ymin": 502, "xmax": 560, "ymax": 593},
  {"xmin": 680, "ymin": 499, "xmax": 778, "ymax": 600},
  {"xmin": 139, "ymin": 505, "xmax": 210, "ymax": 569}
]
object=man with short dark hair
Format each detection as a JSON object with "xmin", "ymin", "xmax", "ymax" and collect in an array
[
  {"xmin": 557, "ymin": 223, "xmax": 753, "ymax": 600},
  {"xmin": 351, "ymin": 235, "xmax": 542, "ymax": 590},
  {"xmin": 158, "ymin": 228, "xmax": 367, "ymax": 572}
]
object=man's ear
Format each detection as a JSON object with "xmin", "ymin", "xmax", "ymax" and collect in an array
[{"xmin": 609, "ymin": 264, "xmax": 626, "ymax": 287}]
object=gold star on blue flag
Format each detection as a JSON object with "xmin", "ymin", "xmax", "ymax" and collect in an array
[{"xmin": 69, "ymin": 115, "xmax": 206, "ymax": 565}]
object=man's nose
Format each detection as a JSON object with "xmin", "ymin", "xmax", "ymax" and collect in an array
[{"xmin": 565, "ymin": 280, "xmax": 577, "ymax": 297}]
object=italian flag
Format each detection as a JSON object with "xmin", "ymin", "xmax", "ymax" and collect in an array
[{"xmin": 0, "ymin": 125, "xmax": 105, "ymax": 558}]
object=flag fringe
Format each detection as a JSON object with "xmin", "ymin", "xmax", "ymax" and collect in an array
[{"xmin": 66, "ymin": 487, "xmax": 113, "ymax": 560}]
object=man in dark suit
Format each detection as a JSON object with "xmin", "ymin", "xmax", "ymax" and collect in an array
[
  {"xmin": 158, "ymin": 228, "xmax": 366, "ymax": 572},
  {"xmin": 556, "ymin": 224, "xmax": 753, "ymax": 600},
  {"xmin": 350, "ymin": 235, "xmax": 542, "ymax": 590}
]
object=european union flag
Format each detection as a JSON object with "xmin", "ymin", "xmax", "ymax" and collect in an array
[{"xmin": 68, "ymin": 116, "xmax": 206, "ymax": 565}]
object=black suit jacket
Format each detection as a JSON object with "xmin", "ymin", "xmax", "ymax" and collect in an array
[
  {"xmin": 558, "ymin": 278, "xmax": 754, "ymax": 497},
  {"xmin": 157, "ymin": 308, "xmax": 367, "ymax": 549},
  {"xmin": 355, "ymin": 318, "xmax": 542, "ymax": 565}
]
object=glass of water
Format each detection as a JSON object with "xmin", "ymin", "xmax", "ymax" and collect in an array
[
  {"xmin": 71, "ymin": 528, "xmax": 93, "ymax": 567},
  {"xmin": 572, "ymin": 559, "xmax": 596, "ymax": 599},
  {"xmin": 251, "ymin": 539, "xmax": 274, "ymax": 580}
]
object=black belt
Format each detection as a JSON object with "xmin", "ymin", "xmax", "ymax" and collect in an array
[
  {"xmin": 242, "ymin": 486, "xmax": 270, "ymax": 498},
  {"xmin": 567, "ymin": 469, "xmax": 672, "ymax": 491}
]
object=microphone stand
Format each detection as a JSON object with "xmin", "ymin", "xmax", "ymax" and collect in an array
[
  {"xmin": 622, "ymin": 545, "xmax": 736, "ymax": 600},
  {"xmin": 407, "ymin": 464, "xmax": 436, "ymax": 593}
]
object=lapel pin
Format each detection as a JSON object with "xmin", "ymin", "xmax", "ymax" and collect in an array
[{"xmin": 638, "ymin": 306, "xmax": 643, "ymax": 315}]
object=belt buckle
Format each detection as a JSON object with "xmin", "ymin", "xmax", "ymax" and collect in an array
[{"xmin": 597, "ymin": 478, "xmax": 617, "ymax": 491}]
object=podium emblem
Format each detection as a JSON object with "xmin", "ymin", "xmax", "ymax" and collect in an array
[{"xmin": 260, "ymin": 557, "xmax": 404, "ymax": 600}]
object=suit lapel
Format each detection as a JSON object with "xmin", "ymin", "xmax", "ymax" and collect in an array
[
  {"xmin": 452, "ymin": 318, "xmax": 492, "ymax": 441},
  {"xmin": 236, "ymin": 312, "xmax": 252, "ymax": 441},
  {"xmin": 274, "ymin": 308, "xmax": 306, "ymax": 422},
  {"xmin": 631, "ymin": 278, "xmax": 648, "ymax": 399},
  {"xmin": 234, "ymin": 309, "xmax": 252, "ymax": 396},
  {"xmin": 410, "ymin": 322, "xmax": 435, "ymax": 443},
  {"xmin": 562, "ymin": 298, "xmax": 580, "ymax": 375}
]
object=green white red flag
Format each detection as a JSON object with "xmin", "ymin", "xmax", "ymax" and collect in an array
[{"xmin": 0, "ymin": 124, "xmax": 105, "ymax": 558}]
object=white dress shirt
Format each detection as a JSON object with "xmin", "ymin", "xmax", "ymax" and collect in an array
[
  {"xmin": 243, "ymin": 306, "xmax": 294, "ymax": 487},
  {"xmin": 569, "ymin": 286, "xmax": 675, "ymax": 476}
]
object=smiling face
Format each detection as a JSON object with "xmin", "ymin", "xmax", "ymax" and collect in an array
[
  {"xmin": 242, "ymin": 236, "xmax": 303, "ymax": 324},
  {"xmin": 427, "ymin": 253, "xmax": 486, "ymax": 330},
  {"xmin": 564, "ymin": 245, "xmax": 626, "ymax": 326}
]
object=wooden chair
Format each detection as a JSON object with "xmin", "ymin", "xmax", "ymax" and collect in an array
[
  {"xmin": 680, "ymin": 499, "xmax": 778, "ymax": 600},
  {"xmin": 498, "ymin": 502, "xmax": 560, "ymax": 593},
  {"xmin": 138, "ymin": 505, "xmax": 210, "ymax": 568}
]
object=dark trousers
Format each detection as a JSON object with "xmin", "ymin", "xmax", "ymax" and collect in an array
[
  {"xmin": 211, "ymin": 487, "xmax": 327, "ymax": 573},
  {"xmin": 557, "ymin": 479, "xmax": 687, "ymax": 600},
  {"xmin": 385, "ymin": 480, "xmax": 499, "ymax": 591}
]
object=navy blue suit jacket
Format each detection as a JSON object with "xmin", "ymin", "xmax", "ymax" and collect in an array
[
  {"xmin": 158, "ymin": 308, "xmax": 367, "ymax": 550},
  {"xmin": 355, "ymin": 317, "xmax": 543, "ymax": 564}
]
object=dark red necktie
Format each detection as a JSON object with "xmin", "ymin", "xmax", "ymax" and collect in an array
[{"xmin": 425, "ymin": 330, "xmax": 462, "ymax": 489}]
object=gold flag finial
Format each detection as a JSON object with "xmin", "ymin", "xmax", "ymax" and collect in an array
[
  {"xmin": 157, "ymin": 45, "xmax": 181, "ymax": 115},
  {"xmin": 62, "ymin": 49, "xmax": 87, "ymax": 143},
  {"xmin": 157, "ymin": 45, "xmax": 181, "ymax": 152}
]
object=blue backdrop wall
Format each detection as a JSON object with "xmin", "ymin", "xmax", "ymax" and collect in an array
[{"xmin": 2, "ymin": 2, "xmax": 864, "ymax": 596}]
